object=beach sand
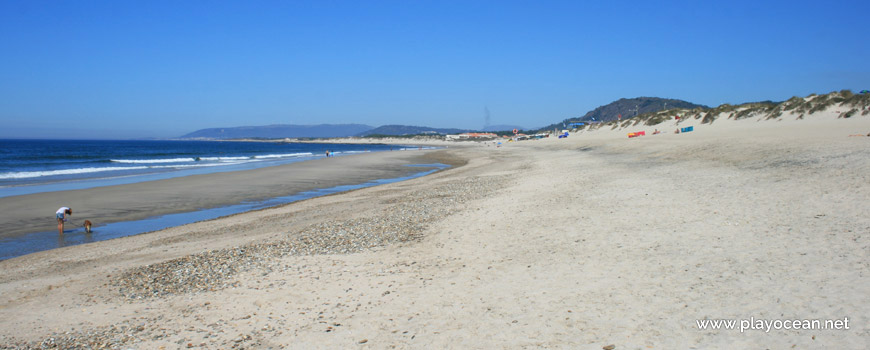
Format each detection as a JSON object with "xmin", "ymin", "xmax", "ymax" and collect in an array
[{"xmin": 0, "ymin": 112, "xmax": 868, "ymax": 348}]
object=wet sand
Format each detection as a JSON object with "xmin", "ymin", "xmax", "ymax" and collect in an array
[{"xmin": 0, "ymin": 150, "xmax": 463, "ymax": 239}]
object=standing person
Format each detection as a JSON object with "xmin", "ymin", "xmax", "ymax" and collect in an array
[{"xmin": 56, "ymin": 207, "xmax": 72, "ymax": 235}]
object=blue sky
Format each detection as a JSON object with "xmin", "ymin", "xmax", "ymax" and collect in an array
[{"xmin": 1, "ymin": 0, "xmax": 868, "ymax": 139}]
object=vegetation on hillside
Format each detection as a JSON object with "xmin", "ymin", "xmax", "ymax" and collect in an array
[
  {"xmin": 577, "ymin": 90, "xmax": 868, "ymax": 132},
  {"xmin": 538, "ymin": 97, "xmax": 708, "ymax": 132}
]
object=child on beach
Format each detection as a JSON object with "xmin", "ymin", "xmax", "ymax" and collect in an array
[{"xmin": 56, "ymin": 207, "xmax": 72, "ymax": 235}]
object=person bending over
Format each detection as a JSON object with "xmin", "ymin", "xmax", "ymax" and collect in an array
[{"xmin": 56, "ymin": 207, "xmax": 72, "ymax": 235}]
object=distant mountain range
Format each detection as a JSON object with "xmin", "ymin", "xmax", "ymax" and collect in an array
[
  {"xmin": 539, "ymin": 97, "xmax": 707, "ymax": 131},
  {"xmin": 179, "ymin": 124, "xmax": 374, "ymax": 139},
  {"xmin": 179, "ymin": 123, "xmax": 530, "ymax": 139},
  {"xmin": 356, "ymin": 124, "xmax": 528, "ymax": 136},
  {"xmin": 357, "ymin": 125, "xmax": 472, "ymax": 136}
]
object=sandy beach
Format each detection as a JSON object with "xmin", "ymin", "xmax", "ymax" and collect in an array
[{"xmin": 1, "ymin": 110, "xmax": 868, "ymax": 348}]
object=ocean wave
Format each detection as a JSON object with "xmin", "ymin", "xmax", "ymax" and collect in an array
[
  {"xmin": 197, "ymin": 156, "xmax": 252, "ymax": 161},
  {"xmin": 2, "ymin": 152, "xmax": 319, "ymax": 180},
  {"xmin": 0, "ymin": 161, "xmax": 253, "ymax": 179},
  {"xmin": 109, "ymin": 152, "xmax": 315, "ymax": 163},
  {"xmin": 110, "ymin": 158, "xmax": 196, "ymax": 164},
  {"xmin": 0, "ymin": 166, "xmax": 151, "ymax": 179},
  {"xmin": 150, "ymin": 161, "xmax": 249, "ymax": 169}
]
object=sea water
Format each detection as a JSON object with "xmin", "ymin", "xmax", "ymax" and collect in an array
[{"xmin": 0, "ymin": 139, "xmax": 426, "ymax": 197}]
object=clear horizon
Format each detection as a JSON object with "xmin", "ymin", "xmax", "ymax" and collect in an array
[{"xmin": 2, "ymin": 0, "xmax": 868, "ymax": 139}]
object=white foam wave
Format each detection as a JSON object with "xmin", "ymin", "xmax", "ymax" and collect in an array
[
  {"xmin": 0, "ymin": 166, "xmax": 150, "ymax": 179},
  {"xmin": 197, "ymin": 156, "xmax": 252, "ymax": 161},
  {"xmin": 149, "ymin": 162, "xmax": 248, "ymax": 169},
  {"xmin": 111, "ymin": 158, "xmax": 195, "ymax": 164},
  {"xmin": 0, "ymin": 161, "xmax": 255, "ymax": 179},
  {"xmin": 3, "ymin": 152, "xmax": 319, "ymax": 180}
]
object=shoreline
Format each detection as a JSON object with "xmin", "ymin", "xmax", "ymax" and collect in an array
[
  {"xmin": 0, "ymin": 162, "xmax": 451, "ymax": 261},
  {"xmin": 0, "ymin": 149, "xmax": 464, "ymax": 241},
  {"xmin": 0, "ymin": 140, "xmax": 410, "ymax": 198}
]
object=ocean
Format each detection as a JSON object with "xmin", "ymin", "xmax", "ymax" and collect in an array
[{"xmin": 0, "ymin": 139, "xmax": 414, "ymax": 197}]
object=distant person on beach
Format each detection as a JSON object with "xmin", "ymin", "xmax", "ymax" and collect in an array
[{"xmin": 56, "ymin": 207, "xmax": 72, "ymax": 235}]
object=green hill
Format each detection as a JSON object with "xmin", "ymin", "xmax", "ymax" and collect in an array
[
  {"xmin": 575, "ymin": 90, "xmax": 868, "ymax": 132},
  {"xmin": 539, "ymin": 97, "xmax": 707, "ymax": 131}
]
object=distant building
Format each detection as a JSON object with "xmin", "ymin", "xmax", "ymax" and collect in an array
[{"xmin": 446, "ymin": 132, "xmax": 498, "ymax": 140}]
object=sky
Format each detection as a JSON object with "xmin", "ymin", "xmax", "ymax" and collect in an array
[{"xmin": 1, "ymin": 0, "xmax": 868, "ymax": 139}]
